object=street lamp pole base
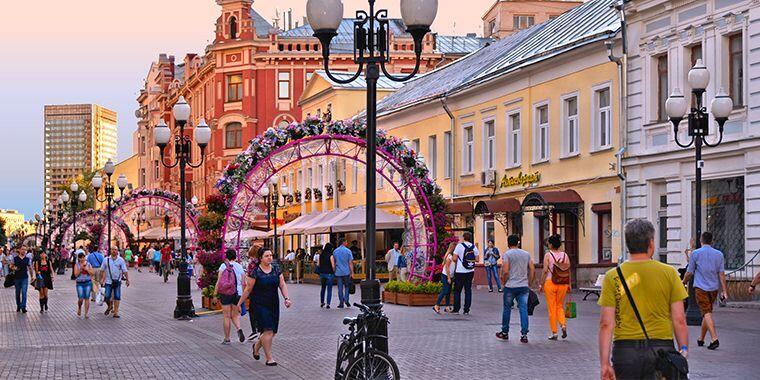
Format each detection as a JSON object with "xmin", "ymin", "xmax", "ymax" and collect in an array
[
  {"xmin": 174, "ymin": 261, "xmax": 196, "ymax": 320},
  {"xmin": 360, "ymin": 279, "xmax": 388, "ymax": 354}
]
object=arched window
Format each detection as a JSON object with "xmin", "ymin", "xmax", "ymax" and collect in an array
[
  {"xmin": 229, "ymin": 17, "xmax": 238, "ymax": 39},
  {"xmin": 225, "ymin": 122, "xmax": 243, "ymax": 149}
]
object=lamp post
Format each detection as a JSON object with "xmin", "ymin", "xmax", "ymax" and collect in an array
[
  {"xmin": 665, "ymin": 59, "xmax": 733, "ymax": 326},
  {"xmin": 91, "ymin": 160, "xmax": 128, "ymax": 257},
  {"xmin": 260, "ymin": 173, "xmax": 290, "ymax": 259},
  {"xmin": 307, "ymin": 0, "xmax": 437, "ymax": 355},
  {"xmin": 154, "ymin": 96, "xmax": 211, "ymax": 320},
  {"xmin": 164, "ymin": 210, "xmax": 171, "ymax": 241},
  {"xmin": 62, "ymin": 182, "xmax": 88, "ymax": 277},
  {"xmin": 132, "ymin": 209, "xmax": 147, "ymax": 243}
]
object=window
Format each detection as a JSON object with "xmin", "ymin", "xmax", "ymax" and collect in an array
[
  {"xmin": 597, "ymin": 209, "xmax": 612, "ymax": 263},
  {"xmin": 317, "ymin": 164, "xmax": 324, "ymax": 189},
  {"xmin": 297, "ymin": 170, "xmax": 303, "ymax": 192},
  {"xmin": 412, "ymin": 138, "xmax": 420, "ymax": 153},
  {"xmin": 563, "ymin": 97, "xmax": 579, "ymax": 156},
  {"xmin": 278, "ymin": 72, "xmax": 290, "ymax": 99},
  {"xmin": 507, "ymin": 112, "xmax": 521, "ymax": 167},
  {"xmin": 657, "ymin": 55, "xmax": 668, "ymax": 121},
  {"xmin": 139, "ymin": 168, "xmax": 146, "ymax": 187},
  {"xmin": 443, "ymin": 131, "xmax": 452, "ymax": 178},
  {"xmin": 340, "ymin": 159, "xmax": 347, "ymax": 186},
  {"xmin": 227, "ymin": 74, "xmax": 243, "ymax": 102},
  {"xmin": 229, "ymin": 16, "xmax": 238, "ymax": 39},
  {"xmin": 428, "ymin": 135, "xmax": 437, "ymax": 180},
  {"xmin": 225, "ymin": 122, "xmax": 243, "ymax": 149},
  {"xmin": 690, "ymin": 44, "xmax": 702, "ymax": 107},
  {"xmin": 307, "ymin": 168, "xmax": 313, "ymax": 188},
  {"xmin": 488, "ymin": 19, "xmax": 497, "ymax": 36},
  {"xmin": 352, "ymin": 162, "xmax": 358, "ymax": 193},
  {"xmin": 534, "ymin": 105, "xmax": 549, "ymax": 162},
  {"xmin": 484, "ymin": 219, "xmax": 495, "ymax": 249},
  {"xmin": 595, "ymin": 88, "xmax": 612, "ymax": 149},
  {"xmin": 153, "ymin": 160, "xmax": 159, "ymax": 180},
  {"xmin": 484, "ymin": 120, "xmax": 496, "ymax": 170},
  {"xmin": 513, "ymin": 15, "xmax": 535, "ymax": 30},
  {"xmin": 462, "ymin": 125, "xmax": 474, "ymax": 174},
  {"xmin": 729, "ymin": 34, "xmax": 744, "ymax": 107}
]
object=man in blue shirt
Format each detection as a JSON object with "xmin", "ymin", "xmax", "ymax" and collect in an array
[
  {"xmin": 683, "ymin": 232, "xmax": 728, "ymax": 350},
  {"xmin": 86, "ymin": 248, "xmax": 105, "ymax": 302},
  {"xmin": 331, "ymin": 238, "xmax": 354, "ymax": 308}
]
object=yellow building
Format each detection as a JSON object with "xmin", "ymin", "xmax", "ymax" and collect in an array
[
  {"xmin": 92, "ymin": 154, "xmax": 140, "ymax": 210},
  {"xmin": 300, "ymin": 71, "xmax": 403, "ymax": 121},
  {"xmin": 0, "ymin": 209, "xmax": 31, "ymax": 237},
  {"xmin": 373, "ymin": 0, "xmax": 623, "ymax": 285}
]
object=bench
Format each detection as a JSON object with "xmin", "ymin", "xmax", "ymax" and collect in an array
[{"xmin": 579, "ymin": 274, "xmax": 605, "ymax": 300}]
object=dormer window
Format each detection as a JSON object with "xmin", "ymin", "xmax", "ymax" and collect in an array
[{"xmin": 229, "ymin": 16, "xmax": 238, "ymax": 39}]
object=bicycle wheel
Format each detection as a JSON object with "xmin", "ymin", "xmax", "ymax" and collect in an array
[{"xmin": 343, "ymin": 349, "xmax": 399, "ymax": 380}]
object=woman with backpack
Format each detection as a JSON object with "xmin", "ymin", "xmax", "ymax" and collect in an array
[
  {"xmin": 538, "ymin": 234, "xmax": 571, "ymax": 340},
  {"xmin": 484, "ymin": 239, "xmax": 502, "ymax": 293},
  {"xmin": 216, "ymin": 249, "xmax": 246, "ymax": 345}
]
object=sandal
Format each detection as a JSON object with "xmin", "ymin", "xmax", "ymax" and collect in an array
[
  {"xmin": 432, "ymin": 305, "xmax": 440, "ymax": 314},
  {"xmin": 265, "ymin": 361, "xmax": 278, "ymax": 367}
]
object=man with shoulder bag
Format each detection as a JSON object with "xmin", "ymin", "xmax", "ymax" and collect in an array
[
  {"xmin": 598, "ymin": 219, "xmax": 689, "ymax": 379},
  {"xmin": 451, "ymin": 232, "xmax": 480, "ymax": 315}
]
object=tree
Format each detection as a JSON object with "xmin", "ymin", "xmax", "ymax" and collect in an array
[
  {"xmin": 0, "ymin": 217, "xmax": 7, "ymax": 246},
  {"xmin": 57, "ymin": 170, "xmax": 97, "ymax": 211}
]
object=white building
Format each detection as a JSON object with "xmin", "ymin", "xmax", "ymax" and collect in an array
[{"xmin": 623, "ymin": 0, "xmax": 758, "ymax": 270}]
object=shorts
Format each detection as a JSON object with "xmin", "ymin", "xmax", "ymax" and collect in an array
[
  {"xmin": 219, "ymin": 293, "xmax": 240, "ymax": 306},
  {"xmin": 695, "ymin": 288, "xmax": 718, "ymax": 315},
  {"xmin": 76, "ymin": 281, "xmax": 92, "ymax": 300},
  {"xmin": 104, "ymin": 281, "xmax": 122, "ymax": 301}
]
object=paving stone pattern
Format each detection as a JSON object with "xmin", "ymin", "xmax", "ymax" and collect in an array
[{"xmin": 1, "ymin": 270, "xmax": 758, "ymax": 379}]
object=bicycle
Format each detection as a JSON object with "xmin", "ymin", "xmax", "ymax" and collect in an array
[{"xmin": 334, "ymin": 303, "xmax": 399, "ymax": 380}]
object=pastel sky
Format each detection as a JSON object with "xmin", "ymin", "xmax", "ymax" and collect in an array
[{"xmin": 0, "ymin": 0, "xmax": 494, "ymax": 219}]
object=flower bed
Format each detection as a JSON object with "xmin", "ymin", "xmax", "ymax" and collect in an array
[{"xmin": 382, "ymin": 280, "xmax": 441, "ymax": 306}]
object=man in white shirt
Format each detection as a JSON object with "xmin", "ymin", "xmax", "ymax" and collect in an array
[
  {"xmin": 284, "ymin": 250, "xmax": 296, "ymax": 261},
  {"xmin": 385, "ymin": 242, "xmax": 401, "ymax": 281},
  {"xmin": 100, "ymin": 247, "xmax": 130, "ymax": 318},
  {"xmin": 451, "ymin": 232, "xmax": 480, "ymax": 315}
]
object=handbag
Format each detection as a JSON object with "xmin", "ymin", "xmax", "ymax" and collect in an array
[
  {"xmin": 348, "ymin": 281, "xmax": 356, "ymax": 295},
  {"xmin": 616, "ymin": 266, "xmax": 688, "ymax": 379},
  {"xmin": 3, "ymin": 272, "xmax": 15, "ymax": 288},
  {"xmin": 564, "ymin": 295, "xmax": 577, "ymax": 318},
  {"xmin": 34, "ymin": 274, "xmax": 44, "ymax": 290}
]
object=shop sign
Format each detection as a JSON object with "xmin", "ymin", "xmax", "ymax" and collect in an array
[{"xmin": 500, "ymin": 171, "xmax": 541, "ymax": 188}]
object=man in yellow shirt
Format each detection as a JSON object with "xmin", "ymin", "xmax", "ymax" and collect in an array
[{"xmin": 598, "ymin": 219, "xmax": 689, "ymax": 379}]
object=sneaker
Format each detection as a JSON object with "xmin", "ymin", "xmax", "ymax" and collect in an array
[
  {"xmin": 221, "ymin": 339, "xmax": 231, "ymax": 345},
  {"xmin": 561, "ymin": 327, "xmax": 567, "ymax": 339},
  {"xmin": 326, "ymin": 305, "xmax": 331, "ymax": 309},
  {"xmin": 345, "ymin": 304, "xmax": 351, "ymax": 308},
  {"xmin": 520, "ymin": 335, "xmax": 529, "ymax": 344},
  {"xmin": 22, "ymin": 308, "xmax": 27, "ymax": 313},
  {"xmin": 337, "ymin": 304, "xmax": 344, "ymax": 309},
  {"xmin": 463, "ymin": 311, "xmax": 470, "ymax": 315},
  {"xmin": 497, "ymin": 289, "xmax": 503, "ymax": 293},
  {"xmin": 548, "ymin": 334, "xmax": 558, "ymax": 341},
  {"xmin": 321, "ymin": 303, "xmax": 325, "ymax": 308},
  {"xmin": 707, "ymin": 340, "xmax": 720, "ymax": 350},
  {"xmin": 237, "ymin": 329, "xmax": 245, "ymax": 343},
  {"xmin": 495, "ymin": 332, "xmax": 508, "ymax": 341},
  {"xmin": 488, "ymin": 289, "xmax": 494, "ymax": 293}
]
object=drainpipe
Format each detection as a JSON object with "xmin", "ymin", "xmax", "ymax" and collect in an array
[
  {"xmin": 610, "ymin": 0, "xmax": 629, "ymax": 261},
  {"xmin": 441, "ymin": 97, "xmax": 455, "ymax": 201}
]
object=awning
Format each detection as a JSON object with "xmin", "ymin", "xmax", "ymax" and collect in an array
[
  {"xmin": 302, "ymin": 206, "xmax": 404, "ymax": 234},
  {"xmin": 285, "ymin": 209, "xmax": 344, "ymax": 235},
  {"xmin": 522, "ymin": 189, "xmax": 583, "ymax": 209},
  {"xmin": 445, "ymin": 201, "xmax": 473, "ymax": 214},
  {"xmin": 140, "ymin": 227, "xmax": 167, "ymax": 240},
  {"xmin": 591, "ymin": 202, "xmax": 612, "ymax": 213},
  {"xmin": 224, "ymin": 229, "xmax": 270, "ymax": 242},
  {"xmin": 474, "ymin": 198, "xmax": 520, "ymax": 214}
]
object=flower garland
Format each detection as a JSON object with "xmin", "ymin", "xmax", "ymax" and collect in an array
[
  {"xmin": 216, "ymin": 117, "xmax": 453, "ymax": 266},
  {"xmin": 112, "ymin": 188, "xmax": 199, "ymax": 218}
]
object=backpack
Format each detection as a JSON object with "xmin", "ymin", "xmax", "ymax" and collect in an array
[
  {"xmin": 460, "ymin": 243, "xmax": 477, "ymax": 270},
  {"xmin": 217, "ymin": 262, "xmax": 238, "ymax": 296},
  {"xmin": 397, "ymin": 254, "xmax": 407, "ymax": 268},
  {"xmin": 549, "ymin": 251, "xmax": 571, "ymax": 285}
]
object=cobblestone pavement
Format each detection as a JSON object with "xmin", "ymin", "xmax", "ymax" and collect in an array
[{"xmin": 1, "ymin": 269, "xmax": 758, "ymax": 379}]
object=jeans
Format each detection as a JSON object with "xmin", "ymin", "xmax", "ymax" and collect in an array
[
  {"xmin": 485, "ymin": 265, "xmax": 501, "ymax": 291},
  {"xmin": 435, "ymin": 274, "xmax": 452, "ymax": 306},
  {"xmin": 14, "ymin": 278, "xmax": 28, "ymax": 310},
  {"xmin": 501, "ymin": 286, "xmax": 529, "ymax": 335},
  {"xmin": 612, "ymin": 339, "xmax": 675, "ymax": 379},
  {"xmin": 76, "ymin": 281, "xmax": 92, "ymax": 300},
  {"xmin": 336, "ymin": 275, "xmax": 351, "ymax": 306},
  {"xmin": 104, "ymin": 281, "xmax": 122, "ymax": 301},
  {"xmin": 320, "ymin": 273, "xmax": 334, "ymax": 306},
  {"xmin": 453, "ymin": 272, "xmax": 474, "ymax": 312}
]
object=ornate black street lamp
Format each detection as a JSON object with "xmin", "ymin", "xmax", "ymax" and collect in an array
[
  {"xmin": 91, "ymin": 159, "xmax": 128, "ymax": 257},
  {"xmin": 665, "ymin": 59, "xmax": 733, "ymax": 326},
  {"xmin": 154, "ymin": 96, "xmax": 211, "ymax": 320},
  {"xmin": 61, "ymin": 182, "xmax": 87, "ymax": 278},
  {"xmin": 307, "ymin": 0, "xmax": 437, "ymax": 356},
  {"xmin": 260, "ymin": 174, "xmax": 290, "ymax": 259},
  {"xmin": 132, "ymin": 208, "xmax": 147, "ymax": 243},
  {"xmin": 163, "ymin": 210, "xmax": 171, "ymax": 241}
]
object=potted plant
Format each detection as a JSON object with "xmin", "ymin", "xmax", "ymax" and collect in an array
[
  {"xmin": 382, "ymin": 280, "xmax": 442, "ymax": 306},
  {"xmin": 201, "ymin": 285, "xmax": 222, "ymax": 310}
]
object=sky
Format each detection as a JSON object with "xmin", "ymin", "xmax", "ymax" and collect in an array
[{"xmin": 0, "ymin": 0, "xmax": 494, "ymax": 219}]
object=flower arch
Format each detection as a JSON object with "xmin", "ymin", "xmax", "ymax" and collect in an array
[{"xmin": 217, "ymin": 117, "xmax": 448, "ymax": 281}]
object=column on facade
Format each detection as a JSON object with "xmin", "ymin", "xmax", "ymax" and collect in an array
[{"xmin": 665, "ymin": 179, "xmax": 684, "ymax": 265}]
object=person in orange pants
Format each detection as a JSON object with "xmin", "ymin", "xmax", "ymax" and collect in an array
[{"xmin": 538, "ymin": 234, "xmax": 572, "ymax": 340}]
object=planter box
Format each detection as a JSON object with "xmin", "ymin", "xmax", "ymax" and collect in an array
[
  {"xmin": 382, "ymin": 291, "xmax": 437, "ymax": 306},
  {"xmin": 202, "ymin": 296, "xmax": 222, "ymax": 311}
]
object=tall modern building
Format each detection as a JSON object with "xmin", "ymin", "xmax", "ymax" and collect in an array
[{"xmin": 44, "ymin": 104, "xmax": 117, "ymax": 208}]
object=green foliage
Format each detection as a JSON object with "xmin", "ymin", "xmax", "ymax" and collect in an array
[
  {"xmin": 57, "ymin": 171, "xmax": 97, "ymax": 211},
  {"xmin": 198, "ymin": 213, "xmax": 225, "ymax": 231},
  {"xmin": 201, "ymin": 285, "xmax": 216, "ymax": 298},
  {"xmin": 0, "ymin": 218, "xmax": 6, "ymax": 246},
  {"xmin": 384, "ymin": 280, "xmax": 442, "ymax": 294}
]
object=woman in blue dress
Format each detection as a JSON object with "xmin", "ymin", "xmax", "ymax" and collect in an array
[{"xmin": 239, "ymin": 249, "xmax": 292, "ymax": 366}]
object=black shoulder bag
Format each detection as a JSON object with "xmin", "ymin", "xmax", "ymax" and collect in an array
[{"xmin": 616, "ymin": 266, "xmax": 688, "ymax": 380}]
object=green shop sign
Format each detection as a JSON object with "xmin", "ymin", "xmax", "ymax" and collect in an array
[{"xmin": 500, "ymin": 171, "xmax": 541, "ymax": 188}]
